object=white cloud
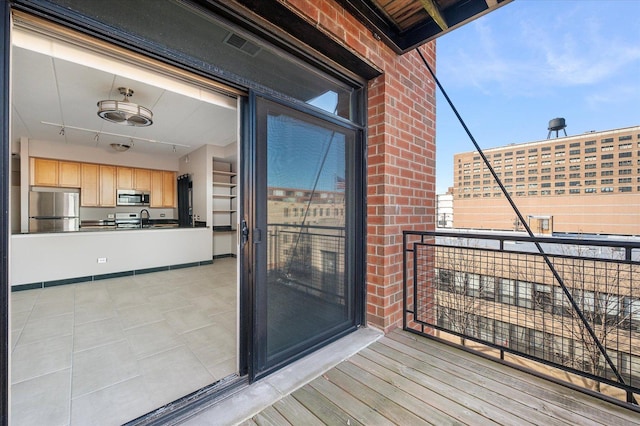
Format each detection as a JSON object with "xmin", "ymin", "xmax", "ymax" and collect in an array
[{"xmin": 437, "ymin": 1, "xmax": 640, "ymax": 97}]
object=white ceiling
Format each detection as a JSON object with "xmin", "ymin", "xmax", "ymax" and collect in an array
[{"xmin": 11, "ymin": 46, "xmax": 239, "ymax": 158}]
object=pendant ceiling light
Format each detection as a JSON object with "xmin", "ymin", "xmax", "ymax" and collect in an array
[
  {"xmin": 110, "ymin": 143, "xmax": 131, "ymax": 152},
  {"xmin": 97, "ymin": 87, "xmax": 153, "ymax": 127}
]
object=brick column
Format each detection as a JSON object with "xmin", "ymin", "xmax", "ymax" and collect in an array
[{"xmin": 279, "ymin": 0, "xmax": 437, "ymax": 332}]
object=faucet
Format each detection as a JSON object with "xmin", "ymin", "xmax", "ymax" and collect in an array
[{"xmin": 140, "ymin": 209, "xmax": 150, "ymax": 228}]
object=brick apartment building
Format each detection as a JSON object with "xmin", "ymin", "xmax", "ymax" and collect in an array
[{"xmin": 453, "ymin": 125, "xmax": 640, "ymax": 235}]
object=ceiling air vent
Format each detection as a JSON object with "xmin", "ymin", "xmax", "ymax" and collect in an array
[{"xmin": 224, "ymin": 33, "xmax": 261, "ymax": 57}]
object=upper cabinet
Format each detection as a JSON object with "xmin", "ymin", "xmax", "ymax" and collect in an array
[
  {"xmin": 31, "ymin": 157, "xmax": 173, "ymax": 208},
  {"xmin": 134, "ymin": 168, "xmax": 152, "ymax": 191},
  {"xmin": 163, "ymin": 171, "xmax": 176, "ymax": 207},
  {"xmin": 117, "ymin": 167, "xmax": 152, "ymax": 191},
  {"xmin": 80, "ymin": 163, "xmax": 99, "ymax": 206},
  {"xmin": 151, "ymin": 170, "xmax": 177, "ymax": 208},
  {"xmin": 58, "ymin": 161, "xmax": 81, "ymax": 188},
  {"xmin": 30, "ymin": 158, "xmax": 81, "ymax": 188},
  {"xmin": 117, "ymin": 167, "xmax": 134, "ymax": 189},
  {"xmin": 100, "ymin": 165, "xmax": 117, "ymax": 207},
  {"xmin": 80, "ymin": 164, "xmax": 116, "ymax": 207}
]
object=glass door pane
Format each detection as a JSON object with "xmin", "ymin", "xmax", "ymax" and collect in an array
[{"xmin": 254, "ymin": 97, "xmax": 358, "ymax": 375}]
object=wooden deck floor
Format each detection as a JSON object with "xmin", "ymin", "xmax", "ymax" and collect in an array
[{"xmin": 241, "ymin": 329, "xmax": 640, "ymax": 425}]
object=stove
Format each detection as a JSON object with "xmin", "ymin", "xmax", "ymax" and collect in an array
[{"xmin": 115, "ymin": 212, "xmax": 141, "ymax": 229}]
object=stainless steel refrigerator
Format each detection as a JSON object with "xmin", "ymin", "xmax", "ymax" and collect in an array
[{"xmin": 29, "ymin": 190, "xmax": 80, "ymax": 233}]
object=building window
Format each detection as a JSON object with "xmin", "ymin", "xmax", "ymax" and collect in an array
[
  {"xmin": 619, "ymin": 135, "xmax": 632, "ymax": 141},
  {"xmin": 584, "ymin": 147, "xmax": 596, "ymax": 153},
  {"xmin": 619, "ymin": 152, "xmax": 632, "ymax": 158},
  {"xmin": 555, "ymin": 174, "xmax": 566, "ymax": 179},
  {"xmin": 528, "ymin": 148, "xmax": 538, "ymax": 153},
  {"xmin": 601, "ymin": 154, "xmax": 614, "ymax": 160},
  {"xmin": 516, "ymin": 150, "xmax": 525, "ymax": 155},
  {"xmin": 555, "ymin": 151, "xmax": 565, "ymax": 157},
  {"xmin": 584, "ymin": 188, "xmax": 597, "ymax": 193},
  {"xmin": 555, "ymin": 182, "xmax": 565, "ymax": 187},
  {"xmin": 620, "ymin": 169, "xmax": 632, "ymax": 175},
  {"xmin": 569, "ymin": 149, "xmax": 580, "ymax": 155},
  {"xmin": 585, "ymin": 180, "xmax": 596, "ymax": 185},
  {"xmin": 528, "ymin": 176, "xmax": 537, "ymax": 182},
  {"xmin": 569, "ymin": 142, "xmax": 581, "ymax": 148},
  {"xmin": 528, "ymin": 191, "xmax": 538, "ymax": 196},
  {"xmin": 601, "ymin": 145, "xmax": 614, "ymax": 151},
  {"xmin": 619, "ymin": 160, "xmax": 632, "ymax": 166},
  {"xmin": 555, "ymin": 189, "xmax": 565, "ymax": 195},
  {"xmin": 541, "ymin": 168, "xmax": 551, "ymax": 173},
  {"xmin": 504, "ymin": 178, "xmax": 513, "ymax": 183},
  {"xmin": 555, "ymin": 159, "xmax": 565, "ymax": 164},
  {"xmin": 619, "ymin": 178, "xmax": 632, "ymax": 183},
  {"xmin": 620, "ymin": 187, "xmax": 632, "ymax": 192},
  {"xmin": 569, "ymin": 181, "xmax": 581, "ymax": 186},
  {"xmin": 601, "ymin": 179, "xmax": 614, "ymax": 184},
  {"xmin": 541, "ymin": 146, "xmax": 551, "ymax": 152},
  {"xmin": 569, "ymin": 157, "xmax": 581, "ymax": 163},
  {"xmin": 541, "ymin": 153, "xmax": 551, "ymax": 159},
  {"xmin": 555, "ymin": 166, "xmax": 565, "ymax": 172},
  {"xmin": 602, "ymin": 187, "xmax": 614, "ymax": 192},
  {"xmin": 528, "ymin": 183, "xmax": 538, "ymax": 188},
  {"xmin": 555, "ymin": 144, "xmax": 565, "ymax": 150},
  {"xmin": 601, "ymin": 137, "xmax": 614, "ymax": 143},
  {"xmin": 585, "ymin": 164, "xmax": 596, "ymax": 169},
  {"xmin": 528, "ymin": 169, "xmax": 538, "ymax": 174},
  {"xmin": 569, "ymin": 189, "xmax": 580, "ymax": 194},
  {"xmin": 541, "ymin": 183, "xmax": 551, "ymax": 188},
  {"xmin": 516, "ymin": 191, "xmax": 525, "ymax": 196},
  {"xmin": 585, "ymin": 140, "xmax": 596, "ymax": 146},
  {"xmin": 569, "ymin": 165, "xmax": 580, "ymax": 170},
  {"xmin": 493, "ymin": 153, "xmax": 502, "ymax": 157},
  {"xmin": 601, "ymin": 162, "xmax": 614, "ymax": 168},
  {"xmin": 516, "ymin": 170, "xmax": 525, "ymax": 175},
  {"xmin": 569, "ymin": 173, "xmax": 580, "ymax": 178},
  {"xmin": 585, "ymin": 172, "xmax": 596, "ymax": 177},
  {"xmin": 541, "ymin": 190, "xmax": 551, "ymax": 195}
]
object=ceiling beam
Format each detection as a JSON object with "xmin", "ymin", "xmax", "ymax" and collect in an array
[{"xmin": 418, "ymin": 0, "xmax": 448, "ymax": 31}]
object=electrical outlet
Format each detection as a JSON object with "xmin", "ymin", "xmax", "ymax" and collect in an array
[{"xmin": 97, "ymin": 257, "xmax": 107, "ymax": 264}]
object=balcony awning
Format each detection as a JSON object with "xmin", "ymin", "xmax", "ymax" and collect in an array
[{"xmin": 336, "ymin": 0, "xmax": 514, "ymax": 53}]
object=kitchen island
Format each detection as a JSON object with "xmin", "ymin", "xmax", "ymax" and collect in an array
[{"xmin": 10, "ymin": 227, "xmax": 212, "ymax": 288}]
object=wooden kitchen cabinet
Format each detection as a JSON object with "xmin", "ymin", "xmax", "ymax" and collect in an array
[
  {"xmin": 134, "ymin": 168, "xmax": 151, "ymax": 191},
  {"xmin": 30, "ymin": 158, "xmax": 59, "ymax": 186},
  {"xmin": 150, "ymin": 170, "xmax": 164, "ymax": 208},
  {"xmin": 58, "ymin": 161, "xmax": 81, "ymax": 188},
  {"xmin": 31, "ymin": 157, "xmax": 81, "ymax": 188},
  {"xmin": 150, "ymin": 170, "xmax": 176, "ymax": 208},
  {"xmin": 117, "ymin": 167, "xmax": 134, "ymax": 189},
  {"xmin": 80, "ymin": 163, "xmax": 99, "ymax": 206},
  {"xmin": 100, "ymin": 165, "xmax": 117, "ymax": 206},
  {"xmin": 163, "ymin": 171, "xmax": 177, "ymax": 208}
]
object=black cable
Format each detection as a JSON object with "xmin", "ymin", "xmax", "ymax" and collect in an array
[{"xmin": 415, "ymin": 46, "xmax": 633, "ymax": 398}]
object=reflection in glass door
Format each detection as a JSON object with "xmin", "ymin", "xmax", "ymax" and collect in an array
[{"xmin": 254, "ymin": 97, "xmax": 360, "ymax": 376}]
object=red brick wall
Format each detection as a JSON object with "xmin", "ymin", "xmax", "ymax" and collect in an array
[{"xmin": 279, "ymin": 0, "xmax": 437, "ymax": 332}]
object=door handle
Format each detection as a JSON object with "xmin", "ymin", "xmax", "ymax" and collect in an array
[{"xmin": 241, "ymin": 219, "xmax": 249, "ymax": 246}]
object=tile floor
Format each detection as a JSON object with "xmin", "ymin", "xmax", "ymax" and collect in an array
[{"xmin": 10, "ymin": 258, "xmax": 237, "ymax": 426}]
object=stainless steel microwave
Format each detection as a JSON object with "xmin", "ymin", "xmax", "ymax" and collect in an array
[{"xmin": 116, "ymin": 190, "xmax": 150, "ymax": 206}]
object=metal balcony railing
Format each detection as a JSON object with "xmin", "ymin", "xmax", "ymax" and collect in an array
[
  {"xmin": 403, "ymin": 230, "xmax": 640, "ymax": 404},
  {"xmin": 267, "ymin": 223, "xmax": 346, "ymax": 304}
]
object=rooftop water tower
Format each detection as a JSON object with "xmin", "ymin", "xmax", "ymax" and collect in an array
[{"xmin": 547, "ymin": 117, "xmax": 567, "ymax": 139}]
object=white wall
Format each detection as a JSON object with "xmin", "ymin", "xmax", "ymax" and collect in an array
[
  {"xmin": 11, "ymin": 228, "xmax": 211, "ymax": 285},
  {"xmin": 28, "ymin": 138, "xmax": 179, "ymax": 171}
]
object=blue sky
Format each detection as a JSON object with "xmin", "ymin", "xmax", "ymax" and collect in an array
[{"xmin": 435, "ymin": 0, "xmax": 640, "ymax": 193}]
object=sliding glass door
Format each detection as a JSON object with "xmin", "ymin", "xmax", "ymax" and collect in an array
[{"xmin": 252, "ymin": 96, "xmax": 362, "ymax": 378}]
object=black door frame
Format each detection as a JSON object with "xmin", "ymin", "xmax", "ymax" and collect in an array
[{"xmin": 249, "ymin": 92, "xmax": 366, "ymax": 381}]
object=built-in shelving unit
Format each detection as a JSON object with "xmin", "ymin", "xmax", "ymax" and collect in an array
[{"xmin": 212, "ymin": 160, "xmax": 237, "ymax": 257}]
